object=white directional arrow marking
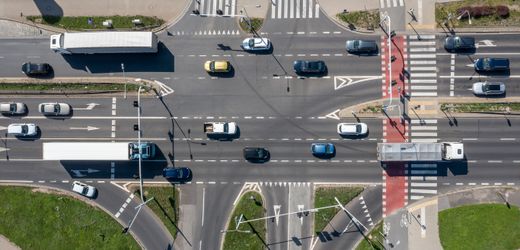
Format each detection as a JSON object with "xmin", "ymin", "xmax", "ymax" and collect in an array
[
  {"xmin": 70, "ymin": 126, "xmax": 99, "ymax": 131},
  {"xmin": 0, "ymin": 126, "xmax": 7, "ymax": 131},
  {"xmin": 475, "ymin": 39, "xmax": 496, "ymax": 48},
  {"xmin": 334, "ymin": 76, "xmax": 382, "ymax": 90},
  {"xmin": 325, "ymin": 109, "xmax": 341, "ymax": 120},
  {"xmin": 74, "ymin": 103, "xmax": 99, "ymax": 111},
  {"xmin": 467, "ymin": 63, "xmax": 475, "ymax": 68},
  {"xmin": 71, "ymin": 168, "xmax": 100, "ymax": 177},
  {"xmin": 0, "ymin": 147, "xmax": 10, "ymax": 152},
  {"xmin": 274, "ymin": 205, "xmax": 281, "ymax": 226}
]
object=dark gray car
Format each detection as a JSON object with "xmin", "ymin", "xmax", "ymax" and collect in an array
[
  {"xmin": 444, "ymin": 36, "xmax": 475, "ymax": 53},
  {"xmin": 474, "ymin": 58, "xmax": 510, "ymax": 73},
  {"xmin": 21, "ymin": 62, "xmax": 52, "ymax": 76},
  {"xmin": 346, "ymin": 40, "xmax": 378, "ymax": 54}
]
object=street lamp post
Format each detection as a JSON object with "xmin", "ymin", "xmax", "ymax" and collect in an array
[
  {"xmin": 137, "ymin": 86, "xmax": 143, "ymax": 202},
  {"xmin": 121, "ymin": 63, "xmax": 127, "ymax": 99},
  {"xmin": 457, "ymin": 10, "xmax": 471, "ymax": 25}
]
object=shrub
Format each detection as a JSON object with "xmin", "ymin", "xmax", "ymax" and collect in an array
[{"xmin": 496, "ymin": 5, "xmax": 510, "ymax": 18}]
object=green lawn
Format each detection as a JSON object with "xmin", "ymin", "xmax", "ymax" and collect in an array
[
  {"xmin": 439, "ymin": 204, "xmax": 520, "ymax": 250},
  {"xmin": 0, "ymin": 83, "xmax": 142, "ymax": 92},
  {"xmin": 336, "ymin": 10, "xmax": 380, "ymax": 30},
  {"xmin": 436, "ymin": 0, "xmax": 520, "ymax": 28},
  {"xmin": 26, "ymin": 15, "xmax": 164, "ymax": 30},
  {"xmin": 355, "ymin": 222, "xmax": 384, "ymax": 250},
  {"xmin": 0, "ymin": 186, "xmax": 139, "ymax": 249},
  {"xmin": 314, "ymin": 186, "xmax": 364, "ymax": 233},
  {"xmin": 135, "ymin": 186, "xmax": 179, "ymax": 239},
  {"xmin": 239, "ymin": 17, "xmax": 264, "ymax": 34},
  {"xmin": 441, "ymin": 103, "xmax": 520, "ymax": 113},
  {"xmin": 223, "ymin": 191, "xmax": 266, "ymax": 250}
]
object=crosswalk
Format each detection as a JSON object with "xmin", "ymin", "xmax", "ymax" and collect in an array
[
  {"xmin": 270, "ymin": 0, "xmax": 320, "ymax": 19},
  {"xmin": 408, "ymin": 35, "xmax": 438, "ymax": 97},
  {"xmin": 407, "ymin": 119, "xmax": 439, "ymax": 201},
  {"xmin": 197, "ymin": 0, "xmax": 237, "ymax": 16},
  {"xmin": 380, "ymin": 0, "xmax": 404, "ymax": 8}
]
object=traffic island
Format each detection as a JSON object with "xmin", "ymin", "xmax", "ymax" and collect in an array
[
  {"xmin": 133, "ymin": 186, "xmax": 179, "ymax": 240},
  {"xmin": 0, "ymin": 186, "xmax": 140, "ymax": 249},
  {"xmin": 239, "ymin": 17, "xmax": 264, "ymax": 34},
  {"xmin": 336, "ymin": 10, "xmax": 379, "ymax": 32},
  {"xmin": 222, "ymin": 191, "xmax": 267, "ymax": 250},
  {"xmin": 355, "ymin": 222, "xmax": 383, "ymax": 250},
  {"xmin": 25, "ymin": 15, "xmax": 164, "ymax": 31}
]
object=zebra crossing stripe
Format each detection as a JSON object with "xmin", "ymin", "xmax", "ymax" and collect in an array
[
  {"xmin": 231, "ymin": 0, "xmax": 236, "ymax": 15},
  {"xmin": 284, "ymin": 0, "xmax": 289, "ymax": 18},
  {"xmin": 411, "ymin": 119, "xmax": 437, "ymax": 124},
  {"xmin": 296, "ymin": 0, "xmax": 300, "ymax": 18},
  {"xmin": 290, "ymin": 0, "xmax": 294, "ymax": 18},
  {"xmin": 302, "ymin": 0, "xmax": 307, "ymax": 18},
  {"xmin": 315, "ymin": 3, "xmax": 319, "ymax": 18},
  {"xmin": 271, "ymin": 0, "xmax": 276, "ymax": 18}
]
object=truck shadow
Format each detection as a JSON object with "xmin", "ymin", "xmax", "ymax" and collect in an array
[
  {"xmin": 60, "ymin": 159, "xmax": 168, "ymax": 179},
  {"xmin": 381, "ymin": 160, "xmax": 468, "ymax": 177},
  {"xmin": 61, "ymin": 42, "xmax": 174, "ymax": 73}
]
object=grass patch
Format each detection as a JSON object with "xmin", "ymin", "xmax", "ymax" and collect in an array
[
  {"xmin": 361, "ymin": 105, "xmax": 383, "ymax": 113},
  {"xmin": 436, "ymin": 0, "xmax": 520, "ymax": 28},
  {"xmin": 439, "ymin": 203, "xmax": 520, "ymax": 250},
  {"xmin": 0, "ymin": 186, "xmax": 139, "ymax": 249},
  {"xmin": 356, "ymin": 222, "xmax": 384, "ymax": 250},
  {"xmin": 239, "ymin": 18, "xmax": 264, "ymax": 34},
  {"xmin": 336, "ymin": 10, "xmax": 380, "ymax": 30},
  {"xmin": 314, "ymin": 186, "xmax": 364, "ymax": 233},
  {"xmin": 26, "ymin": 15, "xmax": 164, "ymax": 30},
  {"xmin": 135, "ymin": 186, "xmax": 179, "ymax": 239},
  {"xmin": 441, "ymin": 102, "xmax": 520, "ymax": 112},
  {"xmin": 223, "ymin": 191, "xmax": 266, "ymax": 250},
  {"xmin": 0, "ymin": 83, "xmax": 142, "ymax": 92}
]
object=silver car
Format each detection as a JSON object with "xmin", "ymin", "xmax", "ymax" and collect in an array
[
  {"xmin": 72, "ymin": 181, "xmax": 97, "ymax": 198},
  {"xmin": 241, "ymin": 37, "xmax": 271, "ymax": 51},
  {"xmin": 7, "ymin": 123, "xmax": 37, "ymax": 136},
  {"xmin": 39, "ymin": 102, "xmax": 71, "ymax": 116},
  {"xmin": 337, "ymin": 123, "xmax": 368, "ymax": 136},
  {"xmin": 472, "ymin": 82, "xmax": 505, "ymax": 96},
  {"xmin": 0, "ymin": 102, "xmax": 26, "ymax": 115}
]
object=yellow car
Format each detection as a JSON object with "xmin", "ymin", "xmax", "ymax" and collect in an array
[{"xmin": 204, "ymin": 60, "xmax": 231, "ymax": 73}]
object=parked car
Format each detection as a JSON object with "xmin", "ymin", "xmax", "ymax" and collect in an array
[
  {"xmin": 7, "ymin": 123, "xmax": 37, "ymax": 136},
  {"xmin": 474, "ymin": 58, "xmax": 510, "ymax": 73},
  {"xmin": 444, "ymin": 36, "xmax": 475, "ymax": 53},
  {"xmin": 472, "ymin": 81, "xmax": 505, "ymax": 96},
  {"xmin": 337, "ymin": 123, "xmax": 368, "ymax": 136},
  {"xmin": 311, "ymin": 143, "xmax": 335, "ymax": 158},
  {"xmin": 293, "ymin": 60, "xmax": 327, "ymax": 75},
  {"xmin": 162, "ymin": 167, "xmax": 192, "ymax": 182},
  {"xmin": 71, "ymin": 181, "xmax": 97, "ymax": 198},
  {"xmin": 346, "ymin": 40, "xmax": 378, "ymax": 54},
  {"xmin": 241, "ymin": 37, "xmax": 271, "ymax": 51},
  {"xmin": 21, "ymin": 62, "xmax": 52, "ymax": 76},
  {"xmin": 0, "ymin": 102, "xmax": 26, "ymax": 115},
  {"xmin": 243, "ymin": 147, "xmax": 270, "ymax": 163},
  {"xmin": 204, "ymin": 60, "xmax": 231, "ymax": 73},
  {"xmin": 38, "ymin": 102, "xmax": 71, "ymax": 116}
]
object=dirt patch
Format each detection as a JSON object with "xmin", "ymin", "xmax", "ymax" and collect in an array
[{"xmin": 0, "ymin": 235, "xmax": 21, "ymax": 250}]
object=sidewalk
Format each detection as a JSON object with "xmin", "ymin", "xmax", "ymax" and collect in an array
[{"xmin": 384, "ymin": 186, "xmax": 520, "ymax": 250}]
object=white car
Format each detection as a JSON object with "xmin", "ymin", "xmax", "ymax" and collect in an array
[
  {"xmin": 72, "ymin": 181, "xmax": 97, "ymax": 198},
  {"xmin": 0, "ymin": 102, "xmax": 26, "ymax": 115},
  {"xmin": 241, "ymin": 37, "xmax": 271, "ymax": 51},
  {"xmin": 337, "ymin": 123, "xmax": 368, "ymax": 136},
  {"xmin": 472, "ymin": 82, "xmax": 505, "ymax": 96},
  {"xmin": 7, "ymin": 123, "xmax": 37, "ymax": 136},
  {"xmin": 39, "ymin": 102, "xmax": 71, "ymax": 116}
]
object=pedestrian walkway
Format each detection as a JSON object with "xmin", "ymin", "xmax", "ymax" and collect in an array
[
  {"xmin": 270, "ymin": 0, "xmax": 320, "ymax": 19},
  {"xmin": 407, "ymin": 34, "xmax": 438, "ymax": 97},
  {"xmin": 196, "ymin": 0, "xmax": 237, "ymax": 16},
  {"xmin": 380, "ymin": 0, "xmax": 404, "ymax": 9}
]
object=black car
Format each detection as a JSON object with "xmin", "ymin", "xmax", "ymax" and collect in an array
[
  {"xmin": 293, "ymin": 60, "xmax": 327, "ymax": 75},
  {"xmin": 346, "ymin": 40, "xmax": 378, "ymax": 54},
  {"xmin": 243, "ymin": 147, "xmax": 270, "ymax": 163},
  {"xmin": 162, "ymin": 167, "xmax": 192, "ymax": 182},
  {"xmin": 21, "ymin": 62, "xmax": 52, "ymax": 76},
  {"xmin": 474, "ymin": 58, "xmax": 510, "ymax": 73},
  {"xmin": 444, "ymin": 36, "xmax": 475, "ymax": 53}
]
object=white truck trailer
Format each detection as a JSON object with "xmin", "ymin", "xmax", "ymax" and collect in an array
[
  {"xmin": 43, "ymin": 142, "xmax": 156, "ymax": 160},
  {"xmin": 203, "ymin": 122, "xmax": 237, "ymax": 135},
  {"xmin": 50, "ymin": 31, "xmax": 158, "ymax": 54},
  {"xmin": 377, "ymin": 142, "xmax": 464, "ymax": 162}
]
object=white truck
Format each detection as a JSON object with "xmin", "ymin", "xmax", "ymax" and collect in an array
[
  {"xmin": 203, "ymin": 122, "xmax": 237, "ymax": 135},
  {"xmin": 377, "ymin": 142, "xmax": 464, "ymax": 162},
  {"xmin": 43, "ymin": 142, "xmax": 156, "ymax": 160},
  {"xmin": 50, "ymin": 31, "xmax": 158, "ymax": 54}
]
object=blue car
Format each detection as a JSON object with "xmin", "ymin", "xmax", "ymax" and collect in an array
[{"xmin": 311, "ymin": 143, "xmax": 335, "ymax": 158}]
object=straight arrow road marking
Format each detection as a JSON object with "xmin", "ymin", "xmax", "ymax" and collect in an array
[
  {"xmin": 0, "ymin": 147, "xmax": 10, "ymax": 152},
  {"xmin": 70, "ymin": 126, "xmax": 99, "ymax": 131}
]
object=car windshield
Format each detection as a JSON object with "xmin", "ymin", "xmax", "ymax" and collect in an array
[
  {"xmin": 484, "ymin": 84, "xmax": 500, "ymax": 91},
  {"xmin": 248, "ymin": 39, "xmax": 255, "ymax": 47},
  {"xmin": 210, "ymin": 62, "xmax": 215, "ymax": 71},
  {"xmin": 257, "ymin": 149, "xmax": 264, "ymax": 158},
  {"xmin": 356, "ymin": 125, "xmax": 361, "ymax": 133},
  {"xmin": 483, "ymin": 58, "xmax": 491, "ymax": 69},
  {"xmin": 353, "ymin": 40, "xmax": 360, "ymax": 48},
  {"xmin": 53, "ymin": 104, "xmax": 60, "ymax": 113},
  {"xmin": 9, "ymin": 104, "xmax": 16, "ymax": 112},
  {"xmin": 21, "ymin": 125, "xmax": 28, "ymax": 134}
]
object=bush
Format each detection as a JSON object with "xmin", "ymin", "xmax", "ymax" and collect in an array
[{"xmin": 496, "ymin": 5, "xmax": 510, "ymax": 18}]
